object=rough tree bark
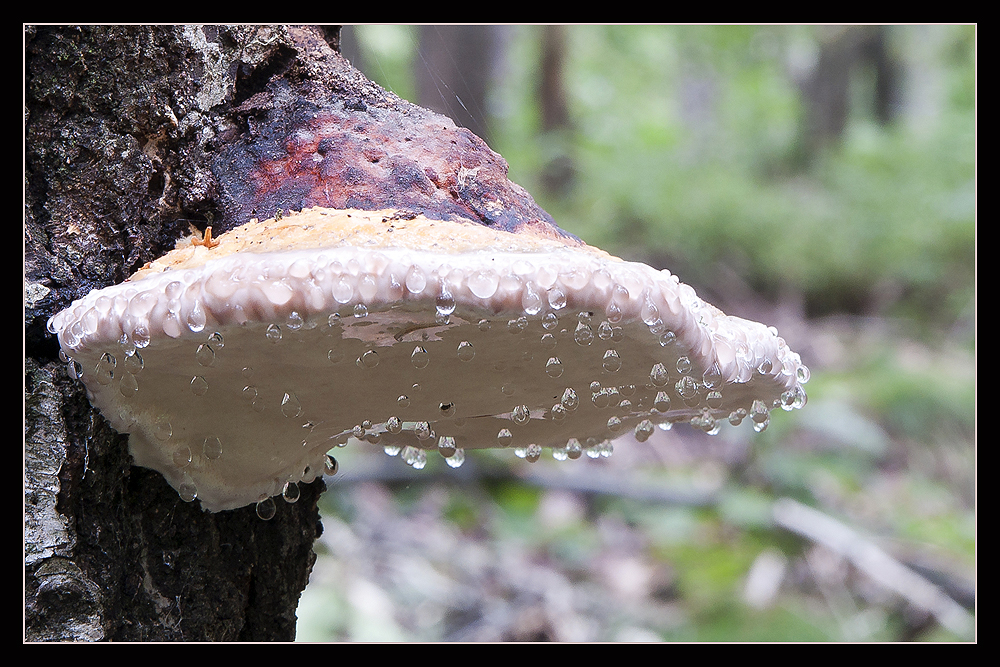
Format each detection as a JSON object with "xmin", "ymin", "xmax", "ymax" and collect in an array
[{"xmin": 25, "ymin": 24, "xmax": 563, "ymax": 642}]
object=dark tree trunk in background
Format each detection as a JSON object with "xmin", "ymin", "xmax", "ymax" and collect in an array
[
  {"xmin": 538, "ymin": 25, "xmax": 576, "ymax": 198},
  {"xmin": 799, "ymin": 25, "xmax": 900, "ymax": 162}
]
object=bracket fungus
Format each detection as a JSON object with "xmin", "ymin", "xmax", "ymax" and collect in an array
[{"xmin": 49, "ymin": 207, "xmax": 808, "ymax": 514}]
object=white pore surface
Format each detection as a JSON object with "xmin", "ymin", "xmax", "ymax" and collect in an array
[{"xmin": 52, "ymin": 243, "xmax": 808, "ymax": 512}]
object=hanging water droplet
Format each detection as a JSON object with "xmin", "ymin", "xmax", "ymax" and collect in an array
[
  {"xmin": 328, "ymin": 348, "xmax": 344, "ymax": 364},
  {"xmin": 383, "ymin": 443, "xmax": 401, "ymax": 457},
  {"xmin": 190, "ymin": 375, "xmax": 209, "ymax": 396},
  {"xmin": 256, "ymin": 497, "xmax": 277, "ymax": 520},
  {"xmin": 436, "ymin": 287, "xmax": 456, "ymax": 318},
  {"xmin": 650, "ymin": 362, "xmax": 669, "ymax": 387},
  {"xmin": 439, "ymin": 402, "xmax": 456, "ymax": 417},
  {"xmin": 323, "ymin": 454, "xmax": 339, "ymax": 476},
  {"xmin": 728, "ymin": 408, "xmax": 747, "ymax": 426},
  {"xmin": 410, "ymin": 346, "xmax": 429, "ymax": 369},
  {"xmin": 154, "ymin": 416, "xmax": 172, "ymax": 441},
  {"xmin": 178, "ymin": 481, "xmax": 198, "ymax": 503},
  {"xmin": 545, "ymin": 357, "xmax": 564, "ymax": 378},
  {"xmin": 540, "ymin": 333, "xmax": 557, "ymax": 349},
  {"xmin": 757, "ymin": 358, "xmax": 773, "ymax": 375},
  {"xmin": 548, "ymin": 288, "xmax": 567, "ymax": 311},
  {"xmin": 405, "ymin": 266, "xmax": 426, "ymax": 294},
  {"xmin": 358, "ymin": 349, "xmax": 379, "ymax": 369},
  {"xmin": 185, "ymin": 300, "xmax": 207, "ymax": 333},
  {"xmin": 703, "ymin": 363, "xmax": 724, "ymax": 389},
  {"xmin": 172, "ymin": 445, "xmax": 192, "ymax": 468},
  {"xmin": 574, "ymin": 322, "xmax": 594, "ymax": 346},
  {"xmin": 437, "ymin": 436, "xmax": 457, "ymax": 457},
  {"xmin": 635, "ymin": 419, "xmax": 655, "ymax": 442},
  {"xmin": 525, "ymin": 444, "xmax": 542, "ymax": 463},
  {"xmin": 676, "ymin": 356, "xmax": 692, "ymax": 375},
  {"xmin": 401, "ymin": 445, "xmax": 427, "ymax": 469},
  {"xmin": 707, "ymin": 390, "xmax": 723, "ymax": 408},
  {"xmin": 397, "ymin": 395, "xmax": 410, "ymax": 408},
  {"xmin": 203, "ymin": 436, "xmax": 223, "ymax": 459},
  {"xmin": 124, "ymin": 351, "xmax": 143, "ymax": 373},
  {"xmin": 659, "ymin": 330, "xmax": 676, "ymax": 346},
  {"xmin": 195, "ymin": 343, "xmax": 215, "ymax": 367},
  {"xmin": 133, "ymin": 324, "xmax": 151, "ymax": 348},
  {"xmin": 281, "ymin": 392, "xmax": 302, "ymax": 418},
  {"xmin": 415, "ymin": 421, "xmax": 431, "ymax": 440},
  {"xmin": 675, "ymin": 376, "xmax": 699, "ymax": 400},
  {"xmin": 96, "ymin": 352, "xmax": 116, "ymax": 385},
  {"xmin": 561, "ymin": 387, "xmax": 579, "ymax": 411},
  {"xmin": 602, "ymin": 349, "xmax": 622, "ymax": 373},
  {"xmin": 457, "ymin": 341, "xmax": 475, "ymax": 361},
  {"xmin": 445, "ymin": 448, "xmax": 465, "ymax": 468},
  {"xmin": 565, "ymin": 438, "xmax": 582, "ymax": 460},
  {"xmin": 512, "ymin": 404, "xmax": 530, "ymax": 425},
  {"xmin": 287, "ymin": 311, "xmax": 305, "ymax": 330},
  {"xmin": 497, "ymin": 428, "xmax": 513, "ymax": 447},
  {"xmin": 607, "ymin": 415, "xmax": 623, "ymax": 433},
  {"xmin": 478, "ymin": 318, "xmax": 491, "ymax": 331},
  {"xmin": 386, "ymin": 416, "xmax": 402, "ymax": 433},
  {"xmin": 119, "ymin": 371, "xmax": 138, "ymax": 398},
  {"xmin": 501, "ymin": 384, "xmax": 516, "ymax": 396},
  {"xmin": 353, "ymin": 303, "xmax": 368, "ymax": 318},
  {"xmin": 282, "ymin": 481, "xmax": 300, "ymax": 503},
  {"xmin": 508, "ymin": 316, "xmax": 527, "ymax": 334},
  {"xmin": 266, "ymin": 324, "xmax": 282, "ymax": 342}
]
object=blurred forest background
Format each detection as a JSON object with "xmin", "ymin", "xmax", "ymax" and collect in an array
[{"xmin": 296, "ymin": 25, "xmax": 976, "ymax": 642}]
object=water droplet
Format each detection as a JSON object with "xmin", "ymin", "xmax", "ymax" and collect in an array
[
  {"xmin": 551, "ymin": 404, "xmax": 567, "ymax": 420},
  {"xmin": 457, "ymin": 341, "xmax": 475, "ymax": 361},
  {"xmin": 324, "ymin": 454, "xmax": 339, "ymax": 475},
  {"xmin": 353, "ymin": 424, "xmax": 366, "ymax": 439},
  {"xmin": 592, "ymin": 389, "xmax": 610, "ymax": 409},
  {"xmin": 96, "ymin": 352, "xmax": 116, "ymax": 385},
  {"xmin": 266, "ymin": 324, "xmax": 282, "ymax": 342},
  {"xmin": 387, "ymin": 416, "xmax": 402, "ymax": 433},
  {"xmin": 757, "ymin": 358, "xmax": 773, "ymax": 375},
  {"xmin": 401, "ymin": 445, "xmax": 427, "ymax": 469},
  {"xmin": 132, "ymin": 324, "xmax": 150, "ymax": 348},
  {"xmin": 187, "ymin": 300, "xmax": 207, "ymax": 332},
  {"xmin": 207, "ymin": 331, "xmax": 224, "ymax": 349},
  {"xmin": 659, "ymin": 330, "xmax": 676, "ymax": 347},
  {"xmin": 525, "ymin": 444, "xmax": 542, "ymax": 463},
  {"xmin": 124, "ymin": 351, "xmax": 143, "ymax": 373},
  {"xmin": 607, "ymin": 415, "xmax": 623, "ymax": 433},
  {"xmin": 436, "ymin": 287, "xmax": 456, "ymax": 318},
  {"xmin": 545, "ymin": 357, "xmax": 564, "ymax": 378},
  {"xmin": 675, "ymin": 376, "xmax": 699, "ymax": 400},
  {"xmin": 358, "ymin": 349, "xmax": 379, "ymax": 369},
  {"xmin": 437, "ymin": 436, "xmax": 457, "ymax": 457},
  {"xmin": 383, "ymin": 443, "xmax": 401, "ymax": 457},
  {"xmin": 353, "ymin": 303, "xmax": 368, "ymax": 318},
  {"xmin": 440, "ymin": 402, "xmax": 456, "ymax": 417},
  {"xmin": 650, "ymin": 362, "xmax": 669, "ymax": 387},
  {"xmin": 561, "ymin": 387, "xmax": 579, "ymax": 411},
  {"xmin": 172, "ymin": 445, "xmax": 192, "ymax": 468},
  {"xmin": 281, "ymin": 392, "xmax": 302, "ymax": 418},
  {"xmin": 154, "ymin": 416, "xmax": 172, "ymax": 441},
  {"xmin": 707, "ymin": 390, "xmax": 723, "ymax": 408},
  {"xmin": 445, "ymin": 448, "xmax": 465, "ymax": 468},
  {"xmin": 468, "ymin": 270, "xmax": 499, "ymax": 298},
  {"xmin": 703, "ymin": 363, "xmax": 724, "ymax": 389},
  {"xmin": 119, "ymin": 372, "xmax": 138, "ymax": 398},
  {"xmin": 635, "ymin": 419, "xmax": 654, "ymax": 442},
  {"xmin": 256, "ymin": 497, "xmax": 277, "ymax": 520},
  {"xmin": 508, "ymin": 315, "xmax": 528, "ymax": 334},
  {"xmin": 548, "ymin": 288, "xmax": 567, "ymax": 310},
  {"xmin": 676, "ymin": 356, "xmax": 692, "ymax": 375},
  {"xmin": 333, "ymin": 276, "xmax": 354, "ymax": 303},
  {"xmin": 574, "ymin": 322, "xmax": 594, "ymax": 346},
  {"xmin": 522, "ymin": 282, "xmax": 542, "ymax": 315},
  {"xmin": 512, "ymin": 404, "xmax": 530, "ymax": 425},
  {"xmin": 190, "ymin": 375, "xmax": 209, "ymax": 396},
  {"xmin": 195, "ymin": 343, "xmax": 215, "ymax": 367},
  {"xmin": 405, "ymin": 266, "xmax": 426, "ymax": 294},
  {"xmin": 478, "ymin": 318, "xmax": 491, "ymax": 331},
  {"xmin": 410, "ymin": 345, "xmax": 429, "ymax": 369},
  {"xmin": 397, "ymin": 395, "xmax": 410, "ymax": 408},
  {"xmin": 565, "ymin": 438, "xmax": 582, "ymax": 460},
  {"xmin": 203, "ymin": 436, "xmax": 223, "ymax": 459},
  {"xmin": 178, "ymin": 481, "xmax": 198, "ymax": 503},
  {"xmin": 796, "ymin": 364, "xmax": 811, "ymax": 383},
  {"xmin": 415, "ymin": 421, "xmax": 431, "ymax": 440},
  {"xmin": 328, "ymin": 348, "xmax": 344, "ymax": 364},
  {"xmin": 243, "ymin": 385, "xmax": 258, "ymax": 401},
  {"xmin": 497, "ymin": 428, "xmax": 513, "ymax": 446},
  {"xmin": 282, "ymin": 481, "xmax": 300, "ymax": 503},
  {"xmin": 602, "ymin": 349, "xmax": 622, "ymax": 373}
]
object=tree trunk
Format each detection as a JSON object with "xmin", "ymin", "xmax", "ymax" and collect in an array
[{"xmin": 25, "ymin": 24, "xmax": 562, "ymax": 642}]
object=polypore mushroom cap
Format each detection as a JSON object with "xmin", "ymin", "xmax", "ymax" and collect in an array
[{"xmin": 50, "ymin": 207, "xmax": 809, "ymax": 512}]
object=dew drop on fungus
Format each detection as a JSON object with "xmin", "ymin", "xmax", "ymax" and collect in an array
[
  {"xmin": 411, "ymin": 346, "xmax": 429, "ymax": 369},
  {"xmin": 281, "ymin": 392, "xmax": 302, "ymax": 418},
  {"xmin": 190, "ymin": 375, "xmax": 209, "ymax": 396},
  {"xmin": 525, "ymin": 444, "xmax": 542, "ymax": 463},
  {"xmin": 203, "ymin": 436, "xmax": 223, "ymax": 459},
  {"xmin": 282, "ymin": 481, "xmax": 300, "ymax": 503},
  {"xmin": 386, "ymin": 416, "xmax": 402, "ymax": 433},
  {"xmin": 602, "ymin": 349, "xmax": 622, "ymax": 373},
  {"xmin": 324, "ymin": 454, "xmax": 339, "ymax": 476},
  {"xmin": 358, "ymin": 349, "xmax": 379, "ymax": 368},
  {"xmin": 178, "ymin": 481, "xmax": 198, "ymax": 503},
  {"xmin": 266, "ymin": 324, "xmax": 282, "ymax": 342},
  {"xmin": 172, "ymin": 445, "xmax": 193, "ymax": 468},
  {"xmin": 512, "ymin": 404, "xmax": 530, "ymax": 425},
  {"xmin": 256, "ymin": 497, "xmax": 277, "ymax": 520},
  {"xmin": 545, "ymin": 357, "xmax": 564, "ymax": 378},
  {"xmin": 497, "ymin": 428, "xmax": 513, "ymax": 447},
  {"xmin": 119, "ymin": 372, "xmax": 139, "ymax": 397},
  {"xmin": 437, "ymin": 436, "xmax": 457, "ymax": 458},
  {"xmin": 397, "ymin": 395, "xmax": 410, "ymax": 408},
  {"xmin": 634, "ymin": 419, "xmax": 654, "ymax": 442},
  {"xmin": 457, "ymin": 341, "xmax": 475, "ymax": 361},
  {"xmin": 676, "ymin": 356, "xmax": 692, "ymax": 374}
]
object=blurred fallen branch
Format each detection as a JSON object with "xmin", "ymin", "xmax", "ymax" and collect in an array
[{"xmin": 773, "ymin": 497, "xmax": 974, "ymax": 639}]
